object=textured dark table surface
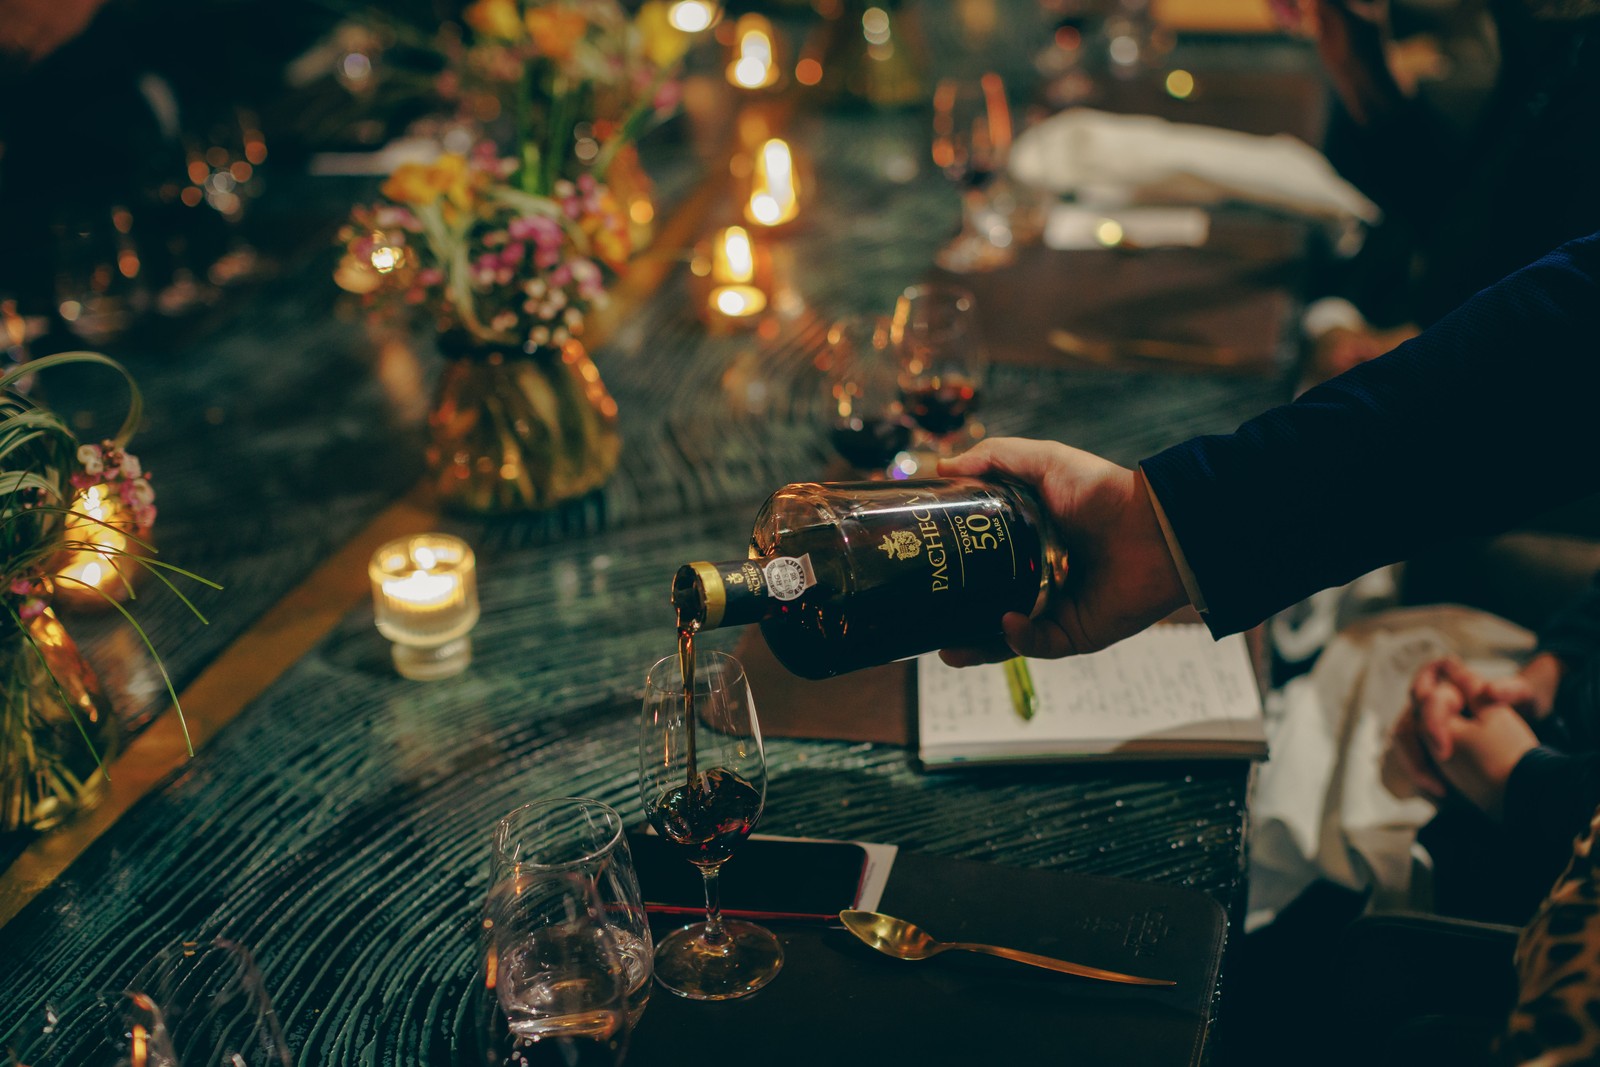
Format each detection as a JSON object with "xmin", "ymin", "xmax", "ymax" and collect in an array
[{"xmin": 1, "ymin": 22, "xmax": 1322, "ymax": 1065}]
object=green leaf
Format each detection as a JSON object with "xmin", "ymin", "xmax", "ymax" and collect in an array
[{"xmin": 0, "ymin": 351, "xmax": 143, "ymax": 446}]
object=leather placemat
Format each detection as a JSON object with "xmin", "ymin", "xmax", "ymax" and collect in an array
[
  {"xmin": 938, "ymin": 218, "xmax": 1305, "ymax": 377},
  {"xmin": 738, "ymin": 627, "xmax": 913, "ymax": 747},
  {"xmin": 630, "ymin": 850, "xmax": 1227, "ymax": 1066}
]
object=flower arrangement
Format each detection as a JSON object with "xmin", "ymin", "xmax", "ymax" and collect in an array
[
  {"xmin": 1, "ymin": 352, "xmax": 215, "ymax": 831},
  {"xmin": 334, "ymin": 0, "xmax": 694, "ymax": 350},
  {"xmin": 452, "ymin": 0, "xmax": 690, "ymax": 192},
  {"xmin": 337, "ymin": 145, "xmax": 630, "ymax": 348}
]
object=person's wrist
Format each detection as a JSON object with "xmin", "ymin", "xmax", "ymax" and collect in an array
[
  {"xmin": 1130, "ymin": 467, "xmax": 1193, "ymax": 621},
  {"xmin": 1520, "ymin": 653, "xmax": 1566, "ymax": 719}
]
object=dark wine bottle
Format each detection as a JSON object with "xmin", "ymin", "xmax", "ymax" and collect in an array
[{"xmin": 673, "ymin": 477, "xmax": 1067, "ymax": 679}]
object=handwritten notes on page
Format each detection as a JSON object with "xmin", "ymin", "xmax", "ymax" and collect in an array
[{"xmin": 917, "ymin": 626, "xmax": 1266, "ymax": 767}]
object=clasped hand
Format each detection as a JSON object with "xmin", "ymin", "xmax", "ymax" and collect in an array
[{"xmin": 1387, "ymin": 656, "xmax": 1553, "ymax": 820}]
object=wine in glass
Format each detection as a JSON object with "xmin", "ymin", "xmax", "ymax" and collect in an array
[
  {"xmin": 892, "ymin": 282, "xmax": 988, "ymax": 455},
  {"xmin": 480, "ymin": 870, "xmax": 633, "ymax": 1067},
  {"xmin": 819, "ymin": 314, "xmax": 913, "ymax": 477},
  {"xmin": 638, "ymin": 650, "xmax": 782, "ymax": 1000},
  {"xmin": 931, "ymin": 72, "xmax": 1015, "ymax": 273}
]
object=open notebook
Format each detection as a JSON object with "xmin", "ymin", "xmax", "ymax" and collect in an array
[{"xmin": 917, "ymin": 625, "xmax": 1267, "ymax": 767}]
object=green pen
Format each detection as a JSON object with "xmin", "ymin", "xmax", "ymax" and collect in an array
[{"xmin": 1004, "ymin": 657, "xmax": 1037, "ymax": 722}]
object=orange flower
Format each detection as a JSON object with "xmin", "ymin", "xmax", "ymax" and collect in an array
[
  {"xmin": 464, "ymin": 0, "xmax": 524, "ymax": 41},
  {"xmin": 525, "ymin": 5, "xmax": 589, "ymax": 62},
  {"xmin": 381, "ymin": 154, "xmax": 479, "ymax": 216},
  {"xmin": 584, "ymin": 188, "xmax": 633, "ymax": 271}
]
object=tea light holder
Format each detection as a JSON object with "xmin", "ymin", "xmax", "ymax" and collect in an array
[
  {"xmin": 725, "ymin": 14, "xmax": 783, "ymax": 91},
  {"xmin": 369, "ymin": 533, "xmax": 480, "ymax": 680},
  {"xmin": 53, "ymin": 485, "xmax": 140, "ymax": 613},
  {"xmin": 744, "ymin": 138, "xmax": 801, "ymax": 229},
  {"xmin": 692, "ymin": 225, "xmax": 773, "ymax": 329}
]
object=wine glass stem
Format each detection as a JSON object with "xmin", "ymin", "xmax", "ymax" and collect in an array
[
  {"xmin": 699, "ymin": 864, "xmax": 727, "ymax": 947},
  {"xmin": 960, "ymin": 187, "xmax": 988, "ymax": 238}
]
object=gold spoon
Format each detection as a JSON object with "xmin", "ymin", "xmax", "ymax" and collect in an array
[{"xmin": 838, "ymin": 910, "xmax": 1176, "ymax": 987}]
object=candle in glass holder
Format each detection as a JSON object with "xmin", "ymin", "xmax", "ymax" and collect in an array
[
  {"xmin": 706, "ymin": 225, "xmax": 769, "ymax": 320},
  {"xmin": 726, "ymin": 14, "xmax": 781, "ymax": 90},
  {"xmin": 668, "ymin": 0, "xmax": 719, "ymax": 32},
  {"xmin": 53, "ymin": 485, "xmax": 137, "ymax": 612},
  {"xmin": 369, "ymin": 533, "xmax": 480, "ymax": 680},
  {"xmin": 746, "ymin": 138, "xmax": 800, "ymax": 228}
]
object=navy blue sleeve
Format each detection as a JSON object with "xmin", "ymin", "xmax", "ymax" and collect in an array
[
  {"xmin": 1504, "ymin": 747, "xmax": 1600, "ymax": 880},
  {"xmin": 1141, "ymin": 230, "xmax": 1600, "ymax": 637}
]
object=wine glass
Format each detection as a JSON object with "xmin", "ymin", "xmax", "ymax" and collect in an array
[
  {"xmin": 1034, "ymin": 0, "xmax": 1096, "ymax": 107},
  {"xmin": 128, "ymin": 938, "xmax": 291, "ymax": 1067},
  {"xmin": 2, "ymin": 990, "xmax": 177, "ymax": 1066},
  {"xmin": 931, "ymin": 72, "xmax": 1015, "ymax": 273},
  {"xmin": 638, "ymin": 650, "xmax": 781, "ymax": 1000},
  {"xmin": 490, "ymin": 798, "xmax": 654, "ymax": 1026},
  {"xmin": 480, "ymin": 870, "xmax": 633, "ymax": 1067},
  {"xmin": 892, "ymin": 283, "xmax": 988, "ymax": 455},
  {"xmin": 819, "ymin": 314, "xmax": 913, "ymax": 478}
]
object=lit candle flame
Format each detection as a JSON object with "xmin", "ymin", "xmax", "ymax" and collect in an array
[
  {"xmin": 708, "ymin": 226, "xmax": 767, "ymax": 318},
  {"xmin": 716, "ymin": 226, "xmax": 756, "ymax": 284},
  {"xmin": 54, "ymin": 485, "xmax": 134, "ymax": 607},
  {"xmin": 747, "ymin": 139, "xmax": 799, "ymax": 227},
  {"xmin": 668, "ymin": 0, "xmax": 715, "ymax": 32},
  {"xmin": 727, "ymin": 15, "xmax": 779, "ymax": 89}
]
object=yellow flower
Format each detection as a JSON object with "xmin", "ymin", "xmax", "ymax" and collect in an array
[
  {"xmin": 636, "ymin": 2, "xmax": 691, "ymax": 68},
  {"xmin": 382, "ymin": 154, "xmax": 477, "ymax": 215},
  {"xmin": 464, "ymin": 0, "xmax": 524, "ymax": 41},
  {"xmin": 525, "ymin": 5, "xmax": 589, "ymax": 62}
]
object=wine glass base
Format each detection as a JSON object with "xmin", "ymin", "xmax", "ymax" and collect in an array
[
  {"xmin": 934, "ymin": 231, "xmax": 1017, "ymax": 274},
  {"xmin": 653, "ymin": 920, "xmax": 784, "ymax": 1001}
]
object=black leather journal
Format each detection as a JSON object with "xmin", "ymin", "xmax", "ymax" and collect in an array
[{"xmin": 629, "ymin": 850, "xmax": 1228, "ymax": 1066}]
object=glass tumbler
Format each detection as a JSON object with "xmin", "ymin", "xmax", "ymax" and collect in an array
[{"xmin": 490, "ymin": 798, "xmax": 654, "ymax": 1024}]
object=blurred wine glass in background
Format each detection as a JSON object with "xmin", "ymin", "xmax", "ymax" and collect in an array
[
  {"xmin": 179, "ymin": 104, "xmax": 270, "ymax": 289},
  {"xmin": 930, "ymin": 72, "xmax": 1016, "ymax": 273},
  {"xmin": 819, "ymin": 315, "xmax": 913, "ymax": 478},
  {"xmin": 52, "ymin": 202, "xmax": 150, "ymax": 346},
  {"xmin": 1, "ymin": 990, "xmax": 177, "ymax": 1066},
  {"xmin": 892, "ymin": 283, "xmax": 987, "ymax": 456},
  {"xmin": 131, "ymin": 938, "xmax": 292, "ymax": 1067},
  {"xmin": 1034, "ymin": 0, "xmax": 1096, "ymax": 107}
]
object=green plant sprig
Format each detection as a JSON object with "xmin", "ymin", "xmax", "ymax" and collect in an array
[{"xmin": 1, "ymin": 352, "xmax": 216, "ymax": 780}]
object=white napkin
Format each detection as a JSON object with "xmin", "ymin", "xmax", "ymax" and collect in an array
[
  {"xmin": 1044, "ymin": 204, "xmax": 1211, "ymax": 250},
  {"xmin": 1011, "ymin": 108, "xmax": 1380, "ymax": 226},
  {"xmin": 1246, "ymin": 604, "xmax": 1533, "ymax": 932}
]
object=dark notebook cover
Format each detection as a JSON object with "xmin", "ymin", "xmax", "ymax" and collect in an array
[{"xmin": 629, "ymin": 851, "xmax": 1227, "ymax": 1066}]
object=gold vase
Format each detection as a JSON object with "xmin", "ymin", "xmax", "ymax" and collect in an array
[
  {"xmin": 427, "ymin": 337, "xmax": 622, "ymax": 515},
  {"xmin": 0, "ymin": 608, "xmax": 120, "ymax": 833}
]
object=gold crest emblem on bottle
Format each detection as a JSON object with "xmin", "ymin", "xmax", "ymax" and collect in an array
[{"xmin": 877, "ymin": 529, "xmax": 923, "ymax": 561}]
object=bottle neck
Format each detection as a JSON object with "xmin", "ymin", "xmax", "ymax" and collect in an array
[{"xmin": 676, "ymin": 555, "xmax": 815, "ymax": 631}]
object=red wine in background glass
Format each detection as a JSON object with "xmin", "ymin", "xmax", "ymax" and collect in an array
[
  {"xmin": 902, "ymin": 377, "xmax": 980, "ymax": 437},
  {"xmin": 829, "ymin": 415, "xmax": 913, "ymax": 470}
]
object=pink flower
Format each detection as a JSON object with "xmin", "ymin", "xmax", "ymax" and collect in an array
[
  {"xmin": 76, "ymin": 444, "xmax": 104, "ymax": 475},
  {"xmin": 119, "ymin": 478, "xmax": 156, "ymax": 508},
  {"xmin": 119, "ymin": 452, "xmax": 142, "ymax": 479},
  {"xmin": 18, "ymin": 598, "xmax": 45, "ymax": 622}
]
